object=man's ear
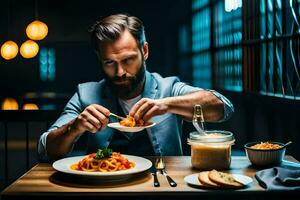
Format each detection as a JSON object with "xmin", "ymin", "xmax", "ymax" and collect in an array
[{"xmin": 142, "ymin": 42, "xmax": 149, "ymax": 60}]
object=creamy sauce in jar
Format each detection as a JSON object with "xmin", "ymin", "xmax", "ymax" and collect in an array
[{"xmin": 188, "ymin": 131, "xmax": 235, "ymax": 170}]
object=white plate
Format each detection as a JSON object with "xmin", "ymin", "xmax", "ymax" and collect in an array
[
  {"xmin": 107, "ymin": 122, "xmax": 156, "ymax": 132},
  {"xmin": 53, "ymin": 155, "xmax": 152, "ymax": 177},
  {"xmin": 184, "ymin": 173, "xmax": 253, "ymax": 188}
]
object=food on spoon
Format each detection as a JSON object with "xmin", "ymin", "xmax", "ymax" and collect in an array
[{"xmin": 120, "ymin": 115, "xmax": 145, "ymax": 127}]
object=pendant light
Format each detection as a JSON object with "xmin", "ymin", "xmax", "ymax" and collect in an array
[
  {"xmin": 1, "ymin": 0, "xmax": 18, "ymax": 60},
  {"xmin": 20, "ymin": 40, "xmax": 39, "ymax": 59},
  {"xmin": 26, "ymin": 0, "xmax": 48, "ymax": 41},
  {"xmin": 26, "ymin": 20, "xmax": 48, "ymax": 40},
  {"xmin": 1, "ymin": 41, "xmax": 18, "ymax": 60}
]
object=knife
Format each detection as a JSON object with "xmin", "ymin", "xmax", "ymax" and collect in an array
[{"xmin": 149, "ymin": 165, "xmax": 160, "ymax": 187}]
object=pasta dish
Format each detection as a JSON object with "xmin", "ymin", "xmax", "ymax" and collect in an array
[{"xmin": 70, "ymin": 149, "xmax": 135, "ymax": 172}]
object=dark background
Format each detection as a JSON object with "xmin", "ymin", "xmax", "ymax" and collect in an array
[
  {"xmin": 0, "ymin": 0, "xmax": 190, "ymax": 100},
  {"xmin": 1, "ymin": 0, "xmax": 300, "ymax": 193}
]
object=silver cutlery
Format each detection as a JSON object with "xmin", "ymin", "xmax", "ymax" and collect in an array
[
  {"xmin": 109, "ymin": 113, "xmax": 126, "ymax": 120},
  {"xmin": 155, "ymin": 157, "xmax": 177, "ymax": 187},
  {"xmin": 149, "ymin": 164, "xmax": 160, "ymax": 187}
]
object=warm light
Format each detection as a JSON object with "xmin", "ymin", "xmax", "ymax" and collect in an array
[
  {"xmin": 1, "ymin": 41, "xmax": 18, "ymax": 60},
  {"xmin": 1, "ymin": 97, "xmax": 19, "ymax": 110},
  {"xmin": 20, "ymin": 40, "xmax": 39, "ymax": 59},
  {"xmin": 23, "ymin": 103, "xmax": 39, "ymax": 110},
  {"xmin": 26, "ymin": 20, "xmax": 48, "ymax": 40}
]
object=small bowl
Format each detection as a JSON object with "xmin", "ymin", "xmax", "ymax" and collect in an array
[{"xmin": 244, "ymin": 141, "xmax": 286, "ymax": 167}]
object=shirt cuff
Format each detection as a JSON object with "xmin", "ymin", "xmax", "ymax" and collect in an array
[{"xmin": 205, "ymin": 89, "xmax": 234, "ymax": 122}]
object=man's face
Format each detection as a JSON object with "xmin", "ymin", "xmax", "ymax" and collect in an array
[{"xmin": 98, "ymin": 29, "xmax": 148, "ymax": 99}]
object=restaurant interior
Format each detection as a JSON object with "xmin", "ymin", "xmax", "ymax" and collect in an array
[{"xmin": 0, "ymin": 0, "xmax": 300, "ymax": 194}]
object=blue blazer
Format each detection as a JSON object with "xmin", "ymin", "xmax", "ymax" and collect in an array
[{"xmin": 38, "ymin": 71, "xmax": 234, "ymax": 160}]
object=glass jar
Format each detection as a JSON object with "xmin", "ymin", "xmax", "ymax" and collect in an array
[{"xmin": 188, "ymin": 130, "xmax": 235, "ymax": 170}]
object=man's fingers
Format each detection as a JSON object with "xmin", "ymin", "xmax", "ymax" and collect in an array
[
  {"xmin": 86, "ymin": 114, "xmax": 102, "ymax": 129},
  {"xmin": 129, "ymin": 98, "xmax": 148, "ymax": 117},
  {"xmin": 142, "ymin": 106, "xmax": 158, "ymax": 122},
  {"xmin": 87, "ymin": 106, "xmax": 109, "ymax": 126},
  {"xmin": 82, "ymin": 120, "xmax": 98, "ymax": 133},
  {"xmin": 93, "ymin": 104, "xmax": 111, "ymax": 117},
  {"xmin": 136, "ymin": 101, "xmax": 155, "ymax": 120},
  {"xmin": 100, "ymin": 117, "xmax": 109, "ymax": 129}
]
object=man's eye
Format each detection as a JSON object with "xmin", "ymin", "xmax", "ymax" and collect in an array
[
  {"xmin": 123, "ymin": 58, "xmax": 133, "ymax": 65},
  {"xmin": 104, "ymin": 61, "xmax": 114, "ymax": 66}
]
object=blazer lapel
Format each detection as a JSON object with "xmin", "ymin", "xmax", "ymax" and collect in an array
[{"xmin": 142, "ymin": 71, "xmax": 158, "ymax": 99}]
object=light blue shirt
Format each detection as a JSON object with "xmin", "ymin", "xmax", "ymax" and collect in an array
[{"xmin": 38, "ymin": 71, "xmax": 234, "ymax": 161}]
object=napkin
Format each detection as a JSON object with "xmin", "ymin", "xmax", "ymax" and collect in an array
[{"xmin": 255, "ymin": 165, "xmax": 300, "ymax": 190}]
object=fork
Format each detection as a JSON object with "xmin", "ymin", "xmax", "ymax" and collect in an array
[
  {"xmin": 155, "ymin": 157, "xmax": 177, "ymax": 187},
  {"xmin": 109, "ymin": 113, "xmax": 126, "ymax": 120}
]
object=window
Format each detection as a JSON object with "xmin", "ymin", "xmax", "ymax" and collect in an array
[
  {"xmin": 214, "ymin": 0, "xmax": 243, "ymax": 91},
  {"xmin": 179, "ymin": 0, "xmax": 300, "ymax": 99},
  {"xmin": 244, "ymin": 0, "xmax": 300, "ymax": 99},
  {"xmin": 179, "ymin": 0, "xmax": 242, "ymax": 91},
  {"xmin": 191, "ymin": 0, "xmax": 212, "ymax": 88},
  {"xmin": 39, "ymin": 47, "xmax": 56, "ymax": 81}
]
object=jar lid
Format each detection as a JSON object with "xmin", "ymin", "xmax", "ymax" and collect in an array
[{"xmin": 188, "ymin": 130, "xmax": 234, "ymax": 143}]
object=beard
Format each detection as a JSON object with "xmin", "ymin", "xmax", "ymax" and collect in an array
[{"xmin": 103, "ymin": 62, "xmax": 146, "ymax": 99}]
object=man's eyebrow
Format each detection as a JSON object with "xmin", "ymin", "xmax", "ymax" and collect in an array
[
  {"xmin": 102, "ymin": 58, "xmax": 113, "ymax": 62},
  {"xmin": 123, "ymin": 54, "xmax": 138, "ymax": 59},
  {"xmin": 103, "ymin": 53, "xmax": 138, "ymax": 61}
]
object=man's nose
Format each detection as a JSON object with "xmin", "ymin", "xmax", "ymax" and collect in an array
[{"xmin": 116, "ymin": 64, "xmax": 126, "ymax": 76}]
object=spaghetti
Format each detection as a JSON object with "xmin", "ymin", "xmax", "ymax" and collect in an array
[{"xmin": 70, "ymin": 152, "xmax": 135, "ymax": 172}]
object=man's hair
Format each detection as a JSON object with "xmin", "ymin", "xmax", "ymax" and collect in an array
[{"xmin": 89, "ymin": 14, "xmax": 146, "ymax": 52}]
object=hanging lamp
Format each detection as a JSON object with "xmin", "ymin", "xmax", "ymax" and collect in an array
[
  {"xmin": 20, "ymin": 40, "xmax": 39, "ymax": 59},
  {"xmin": 1, "ymin": 0, "xmax": 18, "ymax": 60},
  {"xmin": 26, "ymin": 20, "xmax": 48, "ymax": 40},
  {"xmin": 1, "ymin": 40, "xmax": 18, "ymax": 60},
  {"xmin": 26, "ymin": 0, "xmax": 48, "ymax": 41}
]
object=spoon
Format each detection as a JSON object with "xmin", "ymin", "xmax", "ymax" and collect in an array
[
  {"xmin": 109, "ymin": 113, "xmax": 126, "ymax": 121},
  {"xmin": 283, "ymin": 141, "xmax": 292, "ymax": 148},
  {"xmin": 192, "ymin": 105, "xmax": 206, "ymax": 135}
]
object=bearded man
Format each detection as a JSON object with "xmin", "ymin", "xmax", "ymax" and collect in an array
[{"xmin": 38, "ymin": 14, "xmax": 234, "ymax": 161}]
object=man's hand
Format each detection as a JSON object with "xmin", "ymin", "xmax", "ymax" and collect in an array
[
  {"xmin": 129, "ymin": 98, "xmax": 168, "ymax": 122},
  {"xmin": 73, "ymin": 104, "xmax": 110, "ymax": 134}
]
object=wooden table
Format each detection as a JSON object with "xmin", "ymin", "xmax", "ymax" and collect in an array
[{"xmin": 1, "ymin": 156, "xmax": 299, "ymax": 200}]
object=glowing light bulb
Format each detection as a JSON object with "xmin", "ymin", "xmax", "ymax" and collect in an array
[
  {"xmin": 20, "ymin": 40, "xmax": 39, "ymax": 59},
  {"xmin": 26, "ymin": 20, "xmax": 48, "ymax": 40},
  {"xmin": 1, "ymin": 41, "xmax": 18, "ymax": 60}
]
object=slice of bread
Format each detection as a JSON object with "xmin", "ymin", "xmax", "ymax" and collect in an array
[
  {"xmin": 208, "ymin": 169, "xmax": 244, "ymax": 189},
  {"xmin": 198, "ymin": 171, "xmax": 220, "ymax": 188}
]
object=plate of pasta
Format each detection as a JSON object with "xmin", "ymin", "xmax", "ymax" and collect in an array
[{"xmin": 52, "ymin": 149, "xmax": 152, "ymax": 177}]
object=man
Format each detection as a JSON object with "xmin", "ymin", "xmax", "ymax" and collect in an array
[{"xmin": 38, "ymin": 14, "xmax": 234, "ymax": 161}]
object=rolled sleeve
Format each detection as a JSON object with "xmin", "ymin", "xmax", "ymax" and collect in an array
[{"xmin": 206, "ymin": 89, "xmax": 234, "ymax": 122}]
